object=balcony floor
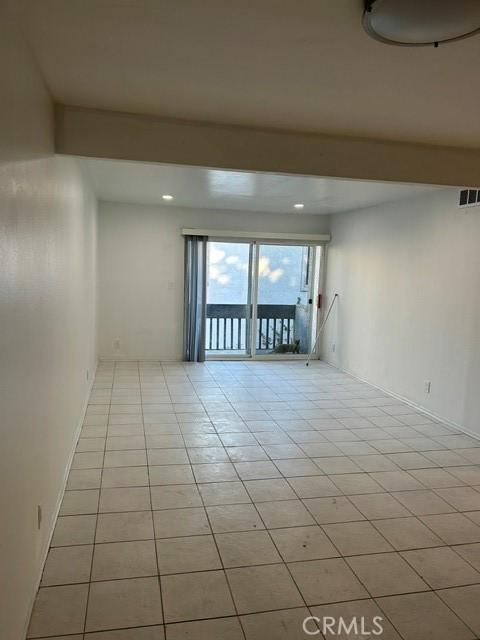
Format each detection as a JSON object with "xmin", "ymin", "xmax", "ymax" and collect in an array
[{"xmin": 28, "ymin": 360, "xmax": 480, "ymax": 640}]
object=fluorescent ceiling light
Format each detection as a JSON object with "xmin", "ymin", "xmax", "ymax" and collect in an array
[
  {"xmin": 162, "ymin": 194, "xmax": 174, "ymax": 200},
  {"xmin": 294, "ymin": 203, "xmax": 305, "ymax": 209},
  {"xmin": 363, "ymin": 0, "xmax": 480, "ymax": 47}
]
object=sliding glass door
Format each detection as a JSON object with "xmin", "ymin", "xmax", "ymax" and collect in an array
[
  {"xmin": 205, "ymin": 241, "xmax": 253, "ymax": 357},
  {"xmin": 255, "ymin": 244, "xmax": 314, "ymax": 356},
  {"xmin": 205, "ymin": 240, "xmax": 319, "ymax": 359}
]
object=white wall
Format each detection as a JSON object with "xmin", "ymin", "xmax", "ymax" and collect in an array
[
  {"xmin": 0, "ymin": 6, "xmax": 97, "ymax": 639},
  {"xmin": 323, "ymin": 188, "xmax": 480, "ymax": 436},
  {"xmin": 98, "ymin": 201, "xmax": 329, "ymax": 360}
]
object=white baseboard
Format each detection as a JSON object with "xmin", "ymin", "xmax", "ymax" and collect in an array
[
  {"xmin": 321, "ymin": 356, "xmax": 480, "ymax": 443},
  {"xmin": 22, "ymin": 360, "xmax": 97, "ymax": 640},
  {"xmin": 98, "ymin": 356, "xmax": 182, "ymax": 362}
]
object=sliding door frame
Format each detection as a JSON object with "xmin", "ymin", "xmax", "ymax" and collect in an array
[{"xmin": 205, "ymin": 237, "xmax": 326, "ymax": 362}]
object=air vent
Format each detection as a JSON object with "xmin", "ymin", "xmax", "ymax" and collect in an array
[{"xmin": 459, "ymin": 188, "xmax": 480, "ymax": 208}]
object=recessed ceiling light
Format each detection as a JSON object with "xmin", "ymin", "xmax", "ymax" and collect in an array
[
  {"xmin": 363, "ymin": 0, "xmax": 480, "ymax": 47},
  {"xmin": 162, "ymin": 194, "xmax": 174, "ymax": 201},
  {"xmin": 294, "ymin": 203, "xmax": 305, "ymax": 209}
]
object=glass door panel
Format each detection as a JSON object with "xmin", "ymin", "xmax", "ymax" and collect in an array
[
  {"xmin": 205, "ymin": 241, "xmax": 253, "ymax": 357},
  {"xmin": 255, "ymin": 244, "xmax": 314, "ymax": 356}
]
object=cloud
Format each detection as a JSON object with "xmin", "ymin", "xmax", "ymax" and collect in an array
[
  {"xmin": 209, "ymin": 247, "xmax": 225, "ymax": 264},
  {"xmin": 225, "ymin": 255, "xmax": 239, "ymax": 265}
]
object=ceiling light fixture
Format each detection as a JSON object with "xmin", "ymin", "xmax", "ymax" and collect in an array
[
  {"xmin": 294, "ymin": 203, "xmax": 305, "ymax": 210},
  {"xmin": 363, "ymin": 0, "xmax": 480, "ymax": 47},
  {"xmin": 162, "ymin": 194, "xmax": 174, "ymax": 201}
]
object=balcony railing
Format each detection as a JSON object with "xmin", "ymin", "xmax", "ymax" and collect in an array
[{"xmin": 206, "ymin": 303, "xmax": 307, "ymax": 352}]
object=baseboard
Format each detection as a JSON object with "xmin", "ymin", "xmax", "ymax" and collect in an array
[
  {"xmin": 321, "ymin": 356, "xmax": 480, "ymax": 443},
  {"xmin": 22, "ymin": 360, "xmax": 97, "ymax": 640},
  {"xmin": 98, "ymin": 356, "xmax": 182, "ymax": 362}
]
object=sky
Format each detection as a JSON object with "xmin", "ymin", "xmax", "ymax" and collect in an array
[{"xmin": 206, "ymin": 241, "xmax": 310, "ymax": 305}]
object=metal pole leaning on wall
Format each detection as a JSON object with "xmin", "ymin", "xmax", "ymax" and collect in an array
[{"xmin": 306, "ymin": 293, "xmax": 339, "ymax": 367}]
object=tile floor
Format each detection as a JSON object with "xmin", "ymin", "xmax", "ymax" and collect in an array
[{"xmin": 27, "ymin": 360, "xmax": 480, "ymax": 639}]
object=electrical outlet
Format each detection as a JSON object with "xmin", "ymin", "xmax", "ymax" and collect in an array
[
  {"xmin": 424, "ymin": 381, "xmax": 431, "ymax": 394},
  {"xmin": 37, "ymin": 505, "xmax": 42, "ymax": 530}
]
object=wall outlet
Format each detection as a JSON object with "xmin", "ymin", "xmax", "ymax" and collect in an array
[
  {"xmin": 114, "ymin": 339, "xmax": 120, "ymax": 350},
  {"xmin": 424, "ymin": 380, "xmax": 432, "ymax": 394},
  {"xmin": 37, "ymin": 505, "xmax": 42, "ymax": 530}
]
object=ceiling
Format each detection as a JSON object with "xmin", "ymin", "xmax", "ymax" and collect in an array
[
  {"xmin": 12, "ymin": 0, "xmax": 480, "ymax": 148},
  {"xmin": 81, "ymin": 158, "xmax": 443, "ymax": 215}
]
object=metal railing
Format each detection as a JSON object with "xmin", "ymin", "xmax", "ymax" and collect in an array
[{"xmin": 205, "ymin": 303, "xmax": 297, "ymax": 351}]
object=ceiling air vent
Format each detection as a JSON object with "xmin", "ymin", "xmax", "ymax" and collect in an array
[{"xmin": 459, "ymin": 188, "xmax": 480, "ymax": 208}]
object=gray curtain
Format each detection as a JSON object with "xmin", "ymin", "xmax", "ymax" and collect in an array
[{"xmin": 183, "ymin": 235, "xmax": 207, "ymax": 362}]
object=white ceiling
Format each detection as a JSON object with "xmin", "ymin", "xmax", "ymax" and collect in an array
[
  {"xmin": 12, "ymin": 0, "xmax": 480, "ymax": 148},
  {"xmin": 81, "ymin": 158, "xmax": 443, "ymax": 215}
]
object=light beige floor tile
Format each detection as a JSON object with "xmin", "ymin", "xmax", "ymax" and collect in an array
[
  {"xmin": 147, "ymin": 449, "xmax": 189, "ymax": 465},
  {"xmin": 347, "ymin": 552, "xmax": 428, "ymax": 596},
  {"xmin": 240, "ymin": 607, "xmax": 312, "ymax": 640},
  {"xmin": 244, "ymin": 478, "xmax": 297, "ymax": 502},
  {"xmin": 149, "ymin": 464, "xmax": 195, "ymax": 485},
  {"xmin": 448, "ymin": 466, "xmax": 480, "ymax": 485},
  {"xmin": 67, "ymin": 468, "xmax": 102, "ymax": 490},
  {"xmin": 323, "ymin": 521, "xmax": 393, "ymax": 555},
  {"xmin": 234, "ymin": 461, "xmax": 282, "ymax": 480},
  {"xmin": 41, "ymin": 545, "xmax": 93, "ymax": 586},
  {"xmin": 92, "ymin": 540, "xmax": 158, "ymax": 580},
  {"xmin": 60, "ymin": 490, "xmax": 99, "ymax": 515},
  {"xmin": 227, "ymin": 564, "xmax": 303, "ymax": 614},
  {"xmin": 103, "ymin": 450, "xmax": 147, "ymax": 467},
  {"xmin": 420, "ymin": 513, "xmax": 480, "ymax": 544},
  {"xmin": 435, "ymin": 486, "xmax": 480, "ymax": 511},
  {"xmin": 271, "ymin": 525, "xmax": 339, "ymax": 562},
  {"xmin": 393, "ymin": 489, "xmax": 455, "ymax": 515},
  {"xmin": 153, "ymin": 507, "xmax": 211, "ymax": 538},
  {"xmin": 349, "ymin": 492, "xmax": 411, "ymax": 519},
  {"xmin": 310, "ymin": 599, "xmax": 401, "ymax": 639},
  {"xmin": 51, "ymin": 515, "xmax": 97, "ymax": 547},
  {"xmin": 151, "ymin": 484, "xmax": 202, "ymax": 509},
  {"xmin": 376, "ymin": 592, "xmax": 474, "ymax": 640},
  {"xmin": 193, "ymin": 462, "xmax": 239, "ymax": 482},
  {"xmin": 226, "ymin": 445, "xmax": 269, "ymax": 462},
  {"xmin": 286, "ymin": 475, "xmax": 342, "ymax": 498},
  {"xmin": 162, "ymin": 570, "xmax": 235, "ymax": 622},
  {"xmin": 71, "ymin": 452, "xmax": 104, "ymax": 470},
  {"xmin": 288, "ymin": 558, "xmax": 368, "ymax": 605},
  {"xmin": 303, "ymin": 496, "xmax": 365, "ymax": 524},
  {"xmin": 95, "ymin": 511, "xmax": 154, "ymax": 543},
  {"xmin": 454, "ymin": 543, "xmax": 480, "ymax": 571},
  {"xmin": 370, "ymin": 471, "xmax": 424, "ymax": 491},
  {"xmin": 101, "ymin": 466, "xmax": 149, "ymax": 488},
  {"xmin": 437, "ymin": 585, "xmax": 480, "ymax": 636},
  {"xmin": 315, "ymin": 457, "xmax": 361, "ymax": 474},
  {"xmin": 156, "ymin": 534, "xmax": 221, "ymax": 573},
  {"xmin": 255, "ymin": 499, "xmax": 315, "ymax": 528},
  {"xmin": 99, "ymin": 487, "xmax": 151, "ymax": 512},
  {"xmin": 198, "ymin": 481, "xmax": 251, "ymax": 506},
  {"xmin": 349, "ymin": 454, "xmax": 400, "ymax": 472},
  {"xmin": 106, "ymin": 435, "xmax": 145, "ymax": 451},
  {"xmin": 408, "ymin": 467, "xmax": 464, "ymax": 488},
  {"xmin": 207, "ymin": 503, "xmax": 265, "ymax": 533},
  {"xmin": 28, "ymin": 584, "xmax": 88, "ymax": 638},
  {"xmin": 215, "ymin": 530, "xmax": 281, "ymax": 567},
  {"xmin": 373, "ymin": 516, "xmax": 444, "ymax": 550},
  {"xmin": 86, "ymin": 577, "xmax": 163, "ymax": 631},
  {"xmin": 187, "ymin": 447, "xmax": 229, "ymax": 463},
  {"xmin": 401, "ymin": 546, "xmax": 480, "ymax": 588},
  {"xmin": 165, "ymin": 617, "xmax": 243, "ymax": 640},
  {"xmin": 328, "ymin": 473, "xmax": 384, "ymax": 495},
  {"xmin": 275, "ymin": 458, "xmax": 323, "ymax": 477}
]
